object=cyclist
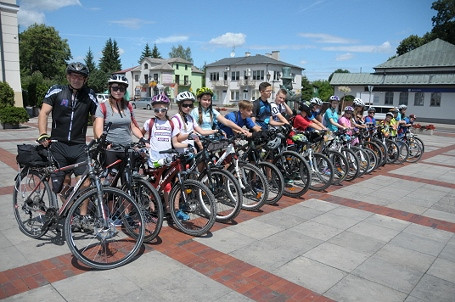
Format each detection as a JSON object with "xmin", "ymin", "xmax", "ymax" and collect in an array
[
  {"xmin": 352, "ymin": 98, "xmax": 367, "ymax": 129},
  {"xmin": 93, "ymin": 75, "xmax": 146, "ymax": 174},
  {"xmin": 218, "ymin": 100, "xmax": 262, "ymax": 137},
  {"xmin": 380, "ymin": 112, "xmax": 396, "ymax": 138},
  {"xmin": 364, "ymin": 107, "xmax": 377, "ymax": 129},
  {"xmin": 323, "ymin": 95, "xmax": 346, "ymax": 132},
  {"xmin": 293, "ymin": 101, "xmax": 325, "ymax": 131},
  {"xmin": 397, "ymin": 104, "xmax": 407, "ymax": 122},
  {"xmin": 251, "ymin": 82, "xmax": 273, "ymax": 130},
  {"xmin": 190, "ymin": 87, "xmax": 245, "ymax": 134},
  {"xmin": 270, "ymin": 88, "xmax": 293, "ymax": 126},
  {"xmin": 171, "ymin": 91, "xmax": 216, "ymax": 152},
  {"xmin": 37, "ymin": 62, "xmax": 98, "ymax": 210},
  {"xmin": 307, "ymin": 97, "xmax": 327, "ymax": 130},
  {"xmin": 388, "ymin": 108, "xmax": 399, "ymax": 137}
]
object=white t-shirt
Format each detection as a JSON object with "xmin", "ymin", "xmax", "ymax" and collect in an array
[
  {"xmin": 271, "ymin": 102, "xmax": 286, "ymax": 121},
  {"xmin": 143, "ymin": 118, "xmax": 180, "ymax": 164},
  {"xmin": 171, "ymin": 113, "xmax": 198, "ymax": 153}
]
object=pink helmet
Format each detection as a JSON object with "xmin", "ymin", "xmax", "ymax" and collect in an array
[{"xmin": 151, "ymin": 93, "xmax": 170, "ymax": 105}]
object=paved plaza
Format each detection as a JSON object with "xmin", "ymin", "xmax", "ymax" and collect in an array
[{"xmin": 0, "ymin": 110, "xmax": 454, "ymax": 301}]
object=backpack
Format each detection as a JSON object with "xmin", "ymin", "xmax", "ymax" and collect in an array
[
  {"xmin": 146, "ymin": 117, "xmax": 174, "ymax": 140},
  {"xmin": 99, "ymin": 101, "xmax": 139, "ymax": 128}
]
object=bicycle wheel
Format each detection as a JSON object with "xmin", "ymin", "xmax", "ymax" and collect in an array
[
  {"xmin": 198, "ymin": 167, "xmax": 242, "ymax": 222},
  {"xmin": 13, "ymin": 168, "xmax": 55, "ymax": 239},
  {"xmin": 123, "ymin": 178, "xmax": 164, "ymax": 243},
  {"xmin": 274, "ymin": 150, "xmax": 311, "ymax": 198},
  {"xmin": 325, "ymin": 150, "xmax": 349, "ymax": 185},
  {"xmin": 413, "ymin": 136, "xmax": 425, "ymax": 153},
  {"xmin": 362, "ymin": 147, "xmax": 378, "ymax": 174},
  {"xmin": 406, "ymin": 139, "xmax": 423, "ymax": 163},
  {"xmin": 385, "ymin": 139, "xmax": 399, "ymax": 164},
  {"xmin": 365, "ymin": 141, "xmax": 385, "ymax": 169},
  {"xmin": 64, "ymin": 187, "xmax": 145, "ymax": 270},
  {"xmin": 257, "ymin": 161, "xmax": 284, "ymax": 205},
  {"xmin": 229, "ymin": 162, "xmax": 269, "ymax": 211},
  {"xmin": 351, "ymin": 146, "xmax": 370, "ymax": 177},
  {"xmin": 372, "ymin": 139, "xmax": 387, "ymax": 167},
  {"xmin": 168, "ymin": 179, "xmax": 216, "ymax": 236},
  {"xmin": 395, "ymin": 140, "xmax": 409, "ymax": 164},
  {"xmin": 308, "ymin": 153, "xmax": 334, "ymax": 191},
  {"xmin": 341, "ymin": 148, "xmax": 360, "ymax": 181}
]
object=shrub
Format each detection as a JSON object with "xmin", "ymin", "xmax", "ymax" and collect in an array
[
  {"xmin": 0, "ymin": 106, "xmax": 30, "ymax": 125},
  {"xmin": 0, "ymin": 82, "xmax": 15, "ymax": 108}
]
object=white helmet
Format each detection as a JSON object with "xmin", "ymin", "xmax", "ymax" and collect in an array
[
  {"xmin": 353, "ymin": 98, "xmax": 365, "ymax": 107},
  {"xmin": 398, "ymin": 104, "xmax": 407, "ymax": 110},
  {"xmin": 176, "ymin": 91, "xmax": 195, "ymax": 102},
  {"xmin": 108, "ymin": 74, "xmax": 129, "ymax": 87},
  {"xmin": 266, "ymin": 136, "xmax": 281, "ymax": 150},
  {"xmin": 309, "ymin": 97, "xmax": 323, "ymax": 106}
]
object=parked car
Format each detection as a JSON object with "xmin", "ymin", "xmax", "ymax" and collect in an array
[{"xmin": 130, "ymin": 97, "xmax": 152, "ymax": 110}]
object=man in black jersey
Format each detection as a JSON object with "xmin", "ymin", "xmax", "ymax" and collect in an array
[{"xmin": 37, "ymin": 62, "xmax": 98, "ymax": 215}]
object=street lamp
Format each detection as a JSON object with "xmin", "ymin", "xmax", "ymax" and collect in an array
[{"xmin": 266, "ymin": 72, "xmax": 271, "ymax": 82}]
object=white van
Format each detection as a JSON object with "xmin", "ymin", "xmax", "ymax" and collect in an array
[{"xmin": 363, "ymin": 105, "xmax": 396, "ymax": 120}]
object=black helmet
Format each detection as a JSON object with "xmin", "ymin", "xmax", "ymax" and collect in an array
[
  {"xmin": 66, "ymin": 62, "xmax": 89, "ymax": 77},
  {"xmin": 299, "ymin": 101, "xmax": 311, "ymax": 116}
]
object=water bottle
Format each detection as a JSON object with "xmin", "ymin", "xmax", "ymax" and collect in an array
[{"xmin": 151, "ymin": 157, "xmax": 171, "ymax": 168}]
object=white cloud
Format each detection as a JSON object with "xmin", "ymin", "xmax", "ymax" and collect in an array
[
  {"xmin": 336, "ymin": 53, "xmax": 354, "ymax": 61},
  {"xmin": 323, "ymin": 41, "xmax": 392, "ymax": 53},
  {"xmin": 209, "ymin": 33, "xmax": 246, "ymax": 47},
  {"xmin": 300, "ymin": 60, "xmax": 308, "ymax": 65},
  {"xmin": 299, "ymin": 33, "xmax": 357, "ymax": 44},
  {"xmin": 110, "ymin": 18, "xmax": 154, "ymax": 30},
  {"xmin": 18, "ymin": 0, "xmax": 81, "ymax": 27},
  {"xmin": 248, "ymin": 44, "xmax": 315, "ymax": 51},
  {"xmin": 155, "ymin": 35, "xmax": 189, "ymax": 44}
]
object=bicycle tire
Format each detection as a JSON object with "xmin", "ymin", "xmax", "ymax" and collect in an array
[
  {"xmin": 362, "ymin": 147, "xmax": 378, "ymax": 174},
  {"xmin": 64, "ymin": 187, "xmax": 145, "ymax": 270},
  {"xmin": 13, "ymin": 168, "xmax": 56, "ymax": 239},
  {"xmin": 365, "ymin": 141, "xmax": 385, "ymax": 169},
  {"xmin": 308, "ymin": 153, "xmax": 335, "ymax": 191},
  {"xmin": 324, "ymin": 150, "xmax": 349, "ymax": 185},
  {"xmin": 122, "ymin": 178, "xmax": 164, "ymax": 243},
  {"xmin": 372, "ymin": 139, "xmax": 387, "ymax": 167},
  {"xmin": 406, "ymin": 140, "xmax": 423, "ymax": 163},
  {"xmin": 257, "ymin": 161, "xmax": 284, "ymax": 205},
  {"xmin": 229, "ymin": 162, "xmax": 269, "ymax": 211},
  {"xmin": 198, "ymin": 167, "xmax": 242, "ymax": 222},
  {"xmin": 413, "ymin": 136, "xmax": 425, "ymax": 153},
  {"xmin": 351, "ymin": 146, "xmax": 370, "ymax": 177},
  {"xmin": 274, "ymin": 150, "xmax": 311, "ymax": 198},
  {"xmin": 395, "ymin": 140, "xmax": 409, "ymax": 164},
  {"xmin": 168, "ymin": 179, "xmax": 216, "ymax": 236},
  {"xmin": 385, "ymin": 139, "xmax": 399, "ymax": 164},
  {"xmin": 341, "ymin": 148, "xmax": 360, "ymax": 181}
]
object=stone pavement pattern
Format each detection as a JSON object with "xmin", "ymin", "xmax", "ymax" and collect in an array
[{"xmin": 0, "ymin": 111, "xmax": 454, "ymax": 302}]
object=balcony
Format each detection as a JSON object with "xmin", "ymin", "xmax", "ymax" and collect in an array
[
  {"xmin": 212, "ymin": 80, "xmax": 228, "ymax": 87},
  {"xmin": 240, "ymin": 79, "xmax": 255, "ymax": 87}
]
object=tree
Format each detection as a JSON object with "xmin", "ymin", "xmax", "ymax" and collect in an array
[
  {"xmin": 328, "ymin": 69, "xmax": 350, "ymax": 82},
  {"xmin": 84, "ymin": 48, "xmax": 97, "ymax": 75},
  {"xmin": 396, "ymin": 35, "xmax": 426, "ymax": 56},
  {"xmin": 21, "ymin": 71, "xmax": 53, "ymax": 107},
  {"xmin": 169, "ymin": 45, "xmax": 193, "ymax": 62},
  {"xmin": 138, "ymin": 43, "xmax": 153, "ymax": 64},
  {"xmin": 311, "ymin": 80, "xmax": 333, "ymax": 102},
  {"xmin": 431, "ymin": 0, "xmax": 455, "ymax": 44},
  {"xmin": 151, "ymin": 43, "xmax": 162, "ymax": 59},
  {"xmin": 0, "ymin": 82, "xmax": 15, "ymax": 108},
  {"xmin": 88, "ymin": 69, "xmax": 110, "ymax": 93},
  {"xmin": 99, "ymin": 38, "xmax": 122, "ymax": 74},
  {"xmin": 300, "ymin": 75, "xmax": 313, "ymax": 101},
  {"xmin": 19, "ymin": 24, "xmax": 71, "ymax": 80}
]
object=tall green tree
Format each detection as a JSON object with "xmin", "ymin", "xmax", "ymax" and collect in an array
[
  {"xmin": 169, "ymin": 45, "xmax": 193, "ymax": 62},
  {"xmin": 311, "ymin": 80, "xmax": 333, "ymax": 102},
  {"xmin": 151, "ymin": 43, "xmax": 162, "ymax": 58},
  {"xmin": 431, "ymin": 0, "xmax": 455, "ymax": 44},
  {"xmin": 138, "ymin": 43, "xmax": 153, "ymax": 63},
  {"xmin": 19, "ymin": 24, "xmax": 71, "ymax": 80},
  {"xmin": 99, "ymin": 38, "xmax": 122, "ymax": 74},
  {"xmin": 300, "ymin": 75, "xmax": 313, "ymax": 101},
  {"xmin": 84, "ymin": 48, "xmax": 97, "ymax": 74},
  {"xmin": 396, "ymin": 35, "xmax": 427, "ymax": 56}
]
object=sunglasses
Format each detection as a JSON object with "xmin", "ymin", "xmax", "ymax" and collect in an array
[
  {"xmin": 111, "ymin": 86, "xmax": 126, "ymax": 92},
  {"xmin": 181, "ymin": 103, "xmax": 194, "ymax": 108},
  {"xmin": 154, "ymin": 108, "xmax": 168, "ymax": 113}
]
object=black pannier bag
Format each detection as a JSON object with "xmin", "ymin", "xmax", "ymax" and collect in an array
[{"xmin": 16, "ymin": 144, "xmax": 49, "ymax": 167}]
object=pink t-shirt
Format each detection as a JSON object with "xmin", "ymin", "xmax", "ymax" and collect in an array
[{"xmin": 338, "ymin": 116, "xmax": 352, "ymax": 135}]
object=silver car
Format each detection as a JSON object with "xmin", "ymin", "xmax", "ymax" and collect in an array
[{"xmin": 130, "ymin": 97, "xmax": 152, "ymax": 110}]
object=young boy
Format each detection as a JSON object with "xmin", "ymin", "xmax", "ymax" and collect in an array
[
  {"xmin": 270, "ymin": 88, "xmax": 293, "ymax": 126},
  {"xmin": 219, "ymin": 100, "xmax": 262, "ymax": 137}
]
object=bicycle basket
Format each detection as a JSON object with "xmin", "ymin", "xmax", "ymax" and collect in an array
[
  {"xmin": 206, "ymin": 139, "xmax": 230, "ymax": 152},
  {"xmin": 16, "ymin": 144, "xmax": 49, "ymax": 167}
]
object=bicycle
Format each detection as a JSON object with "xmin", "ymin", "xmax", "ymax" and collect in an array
[
  {"xmin": 141, "ymin": 148, "xmax": 217, "ymax": 236},
  {"xmin": 13, "ymin": 126, "xmax": 146, "ymax": 270},
  {"xmin": 100, "ymin": 142, "xmax": 163, "ymax": 242}
]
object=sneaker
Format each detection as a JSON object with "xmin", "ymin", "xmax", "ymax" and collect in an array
[
  {"xmin": 175, "ymin": 209, "xmax": 190, "ymax": 221},
  {"xmin": 80, "ymin": 215, "xmax": 94, "ymax": 232}
]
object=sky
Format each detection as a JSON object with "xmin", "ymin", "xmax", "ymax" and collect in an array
[{"xmin": 16, "ymin": 0, "xmax": 436, "ymax": 82}]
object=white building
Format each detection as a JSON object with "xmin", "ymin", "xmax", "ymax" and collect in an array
[
  {"xmin": 205, "ymin": 51, "xmax": 304, "ymax": 104},
  {"xmin": 330, "ymin": 39, "xmax": 455, "ymax": 124},
  {"xmin": 0, "ymin": 0, "xmax": 22, "ymax": 106}
]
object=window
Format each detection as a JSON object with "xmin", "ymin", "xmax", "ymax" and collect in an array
[
  {"xmin": 175, "ymin": 75, "xmax": 180, "ymax": 85},
  {"xmin": 252, "ymin": 70, "xmax": 264, "ymax": 81},
  {"xmin": 144, "ymin": 63, "xmax": 148, "ymax": 69},
  {"xmin": 210, "ymin": 72, "xmax": 219, "ymax": 81},
  {"xmin": 185, "ymin": 65, "xmax": 188, "ymax": 70},
  {"xmin": 430, "ymin": 92, "xmax": 441, "ymax": 107},
  {"xmin": 414, "ymin": 92, "xmax": 424, "ymax": 106},
  {"xmin": 184, "ymin": 75, "xmax": 189, "ymax": 85},
  {"xmin": 384, "ymin": 91, "xmax": 393, "ymax": 105},
  {"xmin": 153, "ymin": 74, "xmax": 158, "ymax": 81},
  {"xmin": 134, "ymin": 75, "xmax": 139, "ymax": 82},
  {"xmin": 144, "ymin": 74, "xmax": 148, "ymax": 83},
  {"xmin": 399, "ymin": 92, "xmax": 408, "ymax": 105},
  {"xmin": 231, "ymin": 71, "xmax": 240, "ymax": 81},
  {"xmin": 224, "ymin": 72, "xmax": 228, "ymax": 81},
  {"xmin": 175, "ymin": 64, "xmax": 179, "ymax": 70},
  {"xmin": 230, "ymin": 90, "xmax": 240, "ymax": 101}
]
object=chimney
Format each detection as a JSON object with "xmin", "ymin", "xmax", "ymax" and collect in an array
[
  {"xmin": 245, "ymin": 52, "xmax": 251, "ymax": 57},
  {"xmin": 271, "ymin": 51, "xmax": 280, "ymax": 60}
]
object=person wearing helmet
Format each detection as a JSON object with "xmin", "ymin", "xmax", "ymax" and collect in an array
[
  {"xmin": 380, "ymin": 112, "xmax": 396, "ymax": 138},
  {"xmin": 323, "ymin": 95, "xmax": 346, "ymax": 132},
  {"xmin": 351, "ymin": 98, "xmax": 367, "ymax": 129},
  {"xmin": 171, "ymin": 91, "xmax": 217, "ymax": 152},
  {"xmin": 338, "ymin": 106, "xmax": 355, "ymax": 134},
  {"xmin": 270, "ymin": 88, "xmax": 293, "ymax": 127},
  {"xmin": 218, "ymin": 100, "xmax": 262, "ymax": 138},
  {"xmin": 37, "ymin": 62, "xmax": 97, "ymax": 208},
  {"xmin": 190, "ymin": 87, "xmax": 247, "ymax": 135},
  {"xmin": 364, "ymin": 107, "xmax": 376, "ymax": 128},
  {"xmin": 293, "ymin": 101, "xmax": 324, "ymax": 132},
  {"xmin": 396, "ymin": 104, "xmax": 408, "ymax": 131},
  {"xmin": 93, "ymin": 74, "xmax": 146, "ymax": 177},
  {"xmin": 307, "ymin": 97, "xmax": 327, "ymax": 130}
]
